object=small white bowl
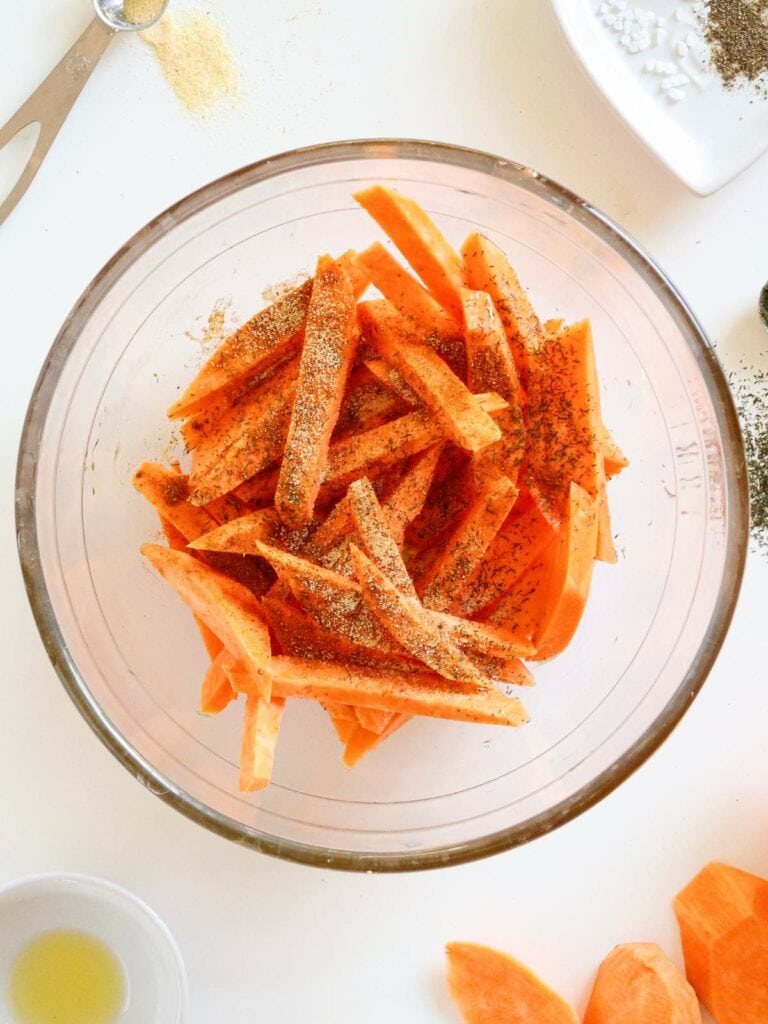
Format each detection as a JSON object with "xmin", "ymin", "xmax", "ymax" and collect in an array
[{"xmin": 0, "ymin": 874, "xmax": 187, "ymax": 1022}]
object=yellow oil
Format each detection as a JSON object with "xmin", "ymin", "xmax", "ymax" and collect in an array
[{"xmin": 9, "ymin": 929, "xmax": 125, "ymax": 1024}]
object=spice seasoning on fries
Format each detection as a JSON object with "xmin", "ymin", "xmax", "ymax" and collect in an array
[{"xmin": 134, "ymin": 185, "xmax": 627, "ymax": 793}]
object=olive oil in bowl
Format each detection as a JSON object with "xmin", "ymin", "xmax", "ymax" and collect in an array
[{"xmin": 9, "ymin": 929, "xmax": 125, "ymax": 1024}]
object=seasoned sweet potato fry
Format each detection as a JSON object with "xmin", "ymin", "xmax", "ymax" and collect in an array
[
  {"xmin": 239, "ymin": 694, "xmax": 285, "ymax": 792},
  {"xmin": 276, "ymin": 255, "xmax": 360, "ymax": 528}
]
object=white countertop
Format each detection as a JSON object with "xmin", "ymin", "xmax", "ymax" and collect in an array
[{"xmin": 1, "ymin": 2, "xmax": 767, "ymax": 1020}]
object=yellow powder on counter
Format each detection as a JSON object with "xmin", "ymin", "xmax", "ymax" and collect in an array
[
  {"xmin": 124, "ymin": 0, "xmax": 164, "ymax": 25},
  {"xmin": 142, "ymin": 12, "xmax": 239, "ymax": 112}
]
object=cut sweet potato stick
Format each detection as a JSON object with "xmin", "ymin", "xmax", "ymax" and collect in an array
[
  {"xmin": 343, "ymin": 713, "xmax": 411, "ymax": 767},
  {"xmin": 674, "ymin": 861, "xmax": 768, "ymax": 1024},
  {"xmin": 354, "ymin": 242, "xmax": 466, "ymax": 375},
  {"xmin": 347, "ymin": 477, "xmax": 417, "ymax": 596},
  {"xmin": 362, "ymin": 357, "xmax": 421, "ymax": 405},
  {"xmin": 354, "ymin": 185, "xmax": 465, "ymax": 321},
  {"xmin": 355, "ymin": 242, "xmax": 459, "ymax": 337},
  {"xmin": 188, "ymin": 357, "xmax": 299, "ymax": 499},
  {"xmin": 199, "ymin": 648, "xmax": 237, "ymax": 715},
  {"xmin": 322, "ymin": 391, "xmax": 506, "ymax": 493},
  {"xmin": 380, "ymin": 446, "xmax": 442, "ymax": 548},
  {"xmin": 429, "ymin": 612, "xmax": 536, "ymax": 662},
  {"xmin": 261, "ymin": 592, "xmax": 416, "ymax": 673},
  {"xmin": 168, "ymin": 279, "xmax": 312, "ymax": 419},
  {"xmin": 190, "ymin": 508, "xmax": 312, "ymax": 556},
  {"xmin": 235, "ymin": 467, "xmax": 280, "ymax": 508},
  {"xmin": 255, "ymin": 542, "xmax": 405, "ymax": 655},
  {"xmin": 483, "ymin": 549, "xmax": 558, "ymax": 643},
  {"xmin": 189, "ymin": 386, "xmax": 297, "ymax": 505},
  {"xmin": 276, "ymin": 255, "xmax": 360, "ymax": 528},
  {"xmin": 350, "ymin": 544, "xmax": 490, "ymax": 686},
  {"xmin": 134, "ymin": 462, "xmax": 216, "ymax": 541},
  {"xmin": 458, "ymin": 490, "xmax": 556, "ymax": 617},
  {"xmin": 462, "ymin": 287, "xmax": 526, "ymax": 487},
  {"xmin": 601, "ymin": 421, "xmax": 629, "ymax": 479},
  {"xmin": 419, "ymin": 475, "xmax": 518, "ymax": 612},
  {"xmin": 265, "ymin": 657, "xmax": 527, "ymax": 726},
  {"xmin": 327, "ymin": 709, "xmax": 357, "ymax": 745},
  {"xmin": 405, "ymin": 448, "xmax": 475, "ymax": 554},
  {"xmin": 354, "ymin": 706, "xmax": 393, "ymax": 735},
  {"xmin": 533, "ymin": 482, "xmax": 597, "ymax": 660},
  {"xmin": 526, "ymin": 319, "xmax": 616, "ymax": 562},
  {"xmin": 446, "ymin": 943, "xmax": 578, "ymax": 1024},
  {"xmin": 160, "ymin": 515, "xmax": 226, "ymax": 661},
  {"xmin": 360, "ymin": 300, "xmax": 500, "ymax": 452},
  {"xmin": 333, "ymin": 370, "xmax": 409, "ymax": 440},
  {"xmin": 337, "ymin": 248, "xmax": 370, "ymax": 300},
  {"xmin": 583, "ymin": 943, "xmax": 701, "ymax": 1024},
  {"xmin": 305, "ymin": 492, "xmax": 354, "ymax": 557},
  {"xmin": 462, "ymin": 232, "xmax": 545, "ymax": 383},
  {"xmin": 142, "ymin": 544, "xmax": 272, "ymax": 699},
  {"xmin": 239, "ymin": 694, "xmax": 285, "ymax": 792}
]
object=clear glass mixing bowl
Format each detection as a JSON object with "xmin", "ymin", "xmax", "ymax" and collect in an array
[{"xmin": 16, "ymin": 141, "xmax": 748, "ymax": 871}]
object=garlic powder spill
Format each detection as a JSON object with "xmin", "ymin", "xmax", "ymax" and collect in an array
[{"xmin": 141, "ymin": 12, "xmax": 239, "ymax": 113}]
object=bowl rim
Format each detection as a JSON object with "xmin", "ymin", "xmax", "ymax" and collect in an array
[
  {"xmin": 0, "ymin": 871, "xmax": 188, "ymax": 1016},
  {"xmin": 15, "ymin": 138, "xmax": 749, "ymax": 873}
]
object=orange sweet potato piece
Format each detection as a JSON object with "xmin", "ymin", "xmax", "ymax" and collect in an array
[
  {"xmin": 526, "ymin": 320, "xmax": 616, "ymax": 562},
  {"xmin": 353, "ymin": 706, "xmax": 393, "ymax": 735},
  {"xmin": 239, "ymin": 694, "xmax": 285, "ymax": 792},
  {"xmin": 326, "ymin": 707, "xmax": 358, "ymax": 745},
  {"xmin": 601, "ymin": 421, "xmax": 629, "ymax": 479},
  {"xmin": 188, "ymin": 357, "xmax": 299, "ymax": 503},
  {"xmin": 361, "ymin": 357, "xmax": 421, "ymax": 405},
  {"xmin": 347, "ymin": 476, "xmax": 416, "ymax": 596},
  {"xmin": 142, "ymin": 544, "xmax": 272, "ymax": 699},
  {"xmin": 418, "ymin": 475, "xmax": 518, "ymax": 612},
  {"xmin": 134, "ymin": 462, "xmax": 217, "ymax": 540},
  {"xmin": 405, "ymin": 448, "xmax": 475, "ymax": 553},
  {"xmin": 379, "ymin": 446, "xmax": 442, "ymax": 548},
  {"xmin": 360, "ymin": 300, "xmax": 500, "ymax": 452},
  {"xmin": 674, "ymin": 861, "xmax": 768, "ymax": 1024},
  {"xmin": 275, "ymin": 255, "xmax": 360, "ymax": 528},
  {"xmin": 583, "ymin": 943, "xmax": 700, "ymax": 1024},
  {"xmin": 446, "ymin": 942, "xmax": 578, "ymax": 1024},
  {"xmin": 462, "ymin": 287, "xmax": 526, "ymax": 487},
  {"xmin": 462, "ymin": 232, "xmax": 545, "ymax": 383},
  {"xmin": 354, "ymin": 242, "xmax": 466, "ymax": 375},
  {"xmin": 356, "ymin": 242, "xmax": 460, "ymax": 337},
  {"xmin": 354, "ymin": 185, "xmax": 465, "ymax": 321},
  {"xmin": 168, "ymin": 280, "xmax": 312, "ymax": 419},
  {"xmin": 483, "ymin": 549, "xmax": 557, "ymax": 643},
  {"xmin": 343, "ymin": 713, "xmax": 411, "ymax": 767},
  {"xmin": 350, "ymin": 543, "xmax": 490, "ymax": 687},
  {"xmin": 160, "ymin": 515, "xmax": 225, "ymax": 661},
  {"xmin": 333, "ymin": 368, "xmax": 410, "ymax": 440},
  {"xmin": 534, "ymin": 482, "xmax": 597, "ymax": 660},
  {"xmin": 458, "ymin": 489, "xmax": 556, "ymax": 617},
  {"xmin": 189, "ymin": 508, "xmax": 311, "ymax": 556},
  {"xmin": 265, "ymin": 657, "xmax": 527, "ymax": 726},
  {"xmin": 323, "ymin": 392, "xmax": 506, "ymax": 493},
  {"xmin": 199, "ymin": 648, "xmax": 237, "ymax": 715}
]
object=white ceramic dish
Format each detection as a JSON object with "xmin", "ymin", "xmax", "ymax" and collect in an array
[
  {"xmin": 0, "ymin": 874, "xmax": 187, "ymax": 1023},
  {"xmin": 551, "ymin": 0, "xmax": 768, "ymax": 194}
]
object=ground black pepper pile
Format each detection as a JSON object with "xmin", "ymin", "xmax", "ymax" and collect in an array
[
  {"xmin": 702, "ymin": 0, "xmax": 768, "ymax": 95},
  {"xmin": 731, "ymin": 364, "xmax": 768, "ymax": 553}
]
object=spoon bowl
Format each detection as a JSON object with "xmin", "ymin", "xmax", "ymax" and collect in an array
[{"xmin": 95, "ymin": 0, "xmax": 169, "ymax": 31}]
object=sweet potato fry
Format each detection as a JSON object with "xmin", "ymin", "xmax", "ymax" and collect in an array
[
  {"xmin": 168, "ymin": 279, "xmax": 312, "ymax": 419},
  {"xmin": 266, "ymin": 657, "xmax": 528, "ymax": 726},
  {"xmin": 354, "ymin": 185, "xmax": 465, "ymax": 321},
  {"xmin": 360, "ymin": 300, "xmax": 500, "ymax": 452},
  {"xmin": 343, "ymin": 713, "xmax": 411, "ymax": 767},
  {"xmin": 462, "ymin": 232, "xmax": 544, "ymax": 383},
  {"xmin": 199, "ymin": 648, "xmax": 237, "ymax": 715},
  {"xmin": 276, "ymin": 255, "xmax": 360, "ymax": 528},
  {"xmin": 239, "ymin": 694, "xmax": 285, "ymax": 792},
  {"xmin": 347, "ymin": 477, "xmax": 417, "ymax": 596},
  {"xmin": 379, "ymin": 446, "xmax": 442, "ymax": 548},
  {"xmin": 419, "ymin": 475, "xmax": 518, "ymax": 612},
  {"xmin": 134, "ymin": 462, "xmax": 216, "ymax": 540},
  {"xmin": 142, "ymin": 544, "xmax": 272, "ymax": 699}
]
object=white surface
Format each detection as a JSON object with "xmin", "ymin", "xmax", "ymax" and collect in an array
[
  {"xmin": 0, "ymin": 874, "xmax": 186, "ymax": 1022},
  {"xmin": 552, "ymin": 0, "xmax": 768, "ymax": 194},
  {"xmin": 0, "ymin": 1, "xmax": 766, "ymax": 1020}
]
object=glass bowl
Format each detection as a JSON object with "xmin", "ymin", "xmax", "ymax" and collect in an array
[{"xmin": 16, "ymin": 140, "xmax": 748, "ymax": 872}]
